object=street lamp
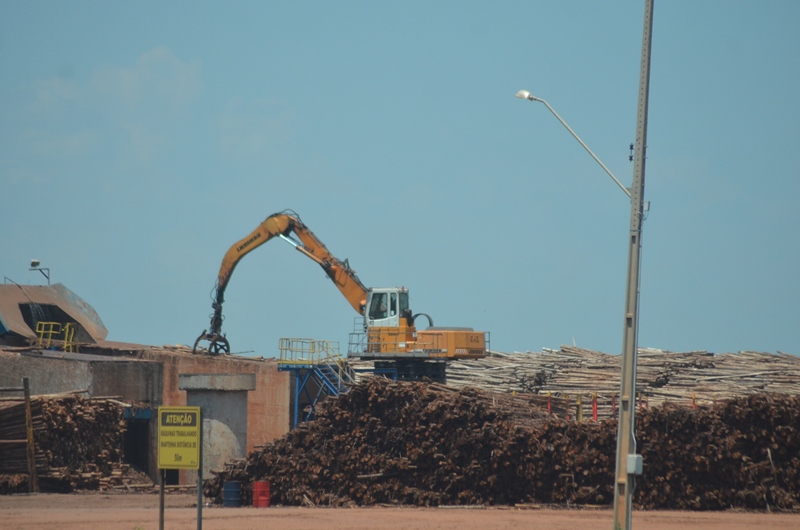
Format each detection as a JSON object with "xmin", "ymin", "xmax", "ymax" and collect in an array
[
  {"xmin": 514, "ymin": 90, "xmax": 630, "ymax": 198},
  {"xmin": 516, "ymin": 88, "xmax": 644, "ymax": 524},
  {"xmin": 515, "ymin": 5, "xmax": 652, "ymax": 530},
  {"xmin": 29, "ymin": 259, "xmax": 51, "ymax": 285}
]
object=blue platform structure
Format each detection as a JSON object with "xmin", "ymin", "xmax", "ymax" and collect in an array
[{"xmin": 278, "ymin": 338, "xmax": 396, "ymax": 429}]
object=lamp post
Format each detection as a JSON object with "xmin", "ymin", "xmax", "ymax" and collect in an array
[
  {"xmin": 29, "ymin": 259, "xmax": 51, "ymax": 285},
  {"xmin": 514, "ymin": 90, "xmax": 631, "ymax": 198},
  {"xmin": 515, "ymin": 3, "xmax": 653, "ymax": 529}
]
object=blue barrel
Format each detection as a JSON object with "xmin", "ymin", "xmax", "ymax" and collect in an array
[{"xmin": 222, "ymin": 481, "xmax": 242, "ymax": 507}]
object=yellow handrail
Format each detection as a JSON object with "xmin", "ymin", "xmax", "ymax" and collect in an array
[
  {"xmin": 63, "ymin": 323, "xmax": 78, "ymax": 353},
  {"xmin": 35, "ymin": 322, "xmax": 61, "ymax": 349}
]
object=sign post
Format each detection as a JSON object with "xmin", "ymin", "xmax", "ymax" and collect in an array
[{"xmin": 157, "ymin": 406, "xmax": 202, "ymax": 530}]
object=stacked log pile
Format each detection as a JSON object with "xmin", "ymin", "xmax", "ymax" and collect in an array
[
  {"xmin": 206, "ymin": 378, "xmax": 800, "ymax": 511},
  {"xmin": 398, "ymin": 347, "xmax": 800, "ymax": 419},
  {"xmin": 0, "ymin": 399, "xmax": 46, "ymax": 476},
  {"xmin": 0, "ymin": 396, "xmax": 133, "ymax": 494},
  {"xmin": 636, "ymin": 394, "xmax": 800, "ymax": 510},
  {"xmin": 0, "ymin": 474, "xmax": 28, "ymax": 494}
]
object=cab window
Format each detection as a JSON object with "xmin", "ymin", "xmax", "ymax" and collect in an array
[
  {"xmin": 399, "ymin": 291, "xmax": 409, "ymax": 314},
  {"xmin": 368, "ymin": 293, "xmax": 388, "ymax": 320}
]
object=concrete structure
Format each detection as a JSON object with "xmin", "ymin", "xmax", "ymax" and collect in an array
[
  {"xmin": 0, "ymin": 283, "xmax": 292, "ymax": 484},
  {"xmin": 179, "ymin": 374, "xmax": 257, "ymax": 481},
  {"xmin": 141, "ymin": 348, "xmax": 290, "ymax": 458},
  {"xmin": 0, "ymin": 345, "xmax": 291, "ymax": 484},
  {"xmin": 0, "ymin": 349, "xmax": 161, "ymax": 402}
]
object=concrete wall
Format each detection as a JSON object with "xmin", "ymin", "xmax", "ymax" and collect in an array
[
  {"xmin": 0, "ymin": 351, "xmax": 92, "ymax": 395},
  {"xmin": 91, "ymin": 360, "xmax": 162, "ymax": 402},
  {"xmin": 0, "ymin": 350, "xmax": 161, "ymax": 402}
]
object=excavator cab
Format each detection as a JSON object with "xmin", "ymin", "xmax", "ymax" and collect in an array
[
  {"xmin": 365, "ymin": 287, "xmax": 409, "ymax": 328},
  {"xmin": 362, "ymin": 287, "xmax": 416, "ymax": 355}
]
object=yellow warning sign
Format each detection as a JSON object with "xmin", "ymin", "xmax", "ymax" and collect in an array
[{"xmin": 157, "ymin": 406, "xmax": 200, "ymax": 470}]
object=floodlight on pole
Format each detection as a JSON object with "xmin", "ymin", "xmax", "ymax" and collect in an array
[{"xmin": 29, "ymin": 259, "xmax": 51, "ymax": 285}]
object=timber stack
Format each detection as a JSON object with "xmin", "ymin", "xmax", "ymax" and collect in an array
[
  {"xmin": 0, "ymin": 396, "xmax": 131, "ymax": 493},
  {"xmin": 441, "ymin": 347, "xmax": 800, "ymax": 419},
  {"xmin": 206, "ymin": 377, "xmax": 800, "ymax": 511}
]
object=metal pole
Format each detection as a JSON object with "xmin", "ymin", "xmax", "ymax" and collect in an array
[
  {"xmin": 22, "ymin": 377, "xmax": 39, "ymax": 493},
  {"xmin": 613, "ymin": 1, "xmax": 653, "ymax": 529},
  {"xmin": 159, "ymin": 468, "xmax": 165, "ymax": 530},
  {"xmin": 197, "ymin": 408, "xmax": 203, "ymax": 530},
  {"xmin": 535, "ymin": 98, "xmax": 631, "ymax": 198}
]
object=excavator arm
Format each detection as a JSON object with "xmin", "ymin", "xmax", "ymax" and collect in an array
[{"xmin": 194, "ymin": 210, "xmax": 368, "ymax": 354}]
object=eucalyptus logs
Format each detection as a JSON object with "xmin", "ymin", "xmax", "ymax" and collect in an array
[
  {"xmin": 206, "ymin": 378, "xmax": 800, "ymax": 511},
  {"xmin": 353, "ymin": 347, "xmax": 800, "ymax": 421},
  {"xmin": 0, "ymin": 396, "xmax": 131, "ymax": 493}
]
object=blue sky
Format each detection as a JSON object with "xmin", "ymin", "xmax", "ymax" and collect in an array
[{"xmin": 1, "ymin": 1, "xmax": 798, "ymax": 357}]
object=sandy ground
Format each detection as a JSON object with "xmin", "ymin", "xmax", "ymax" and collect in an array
[{"xmin": 1, "ymin": 492, "xmax": 799, "ymax": 530}]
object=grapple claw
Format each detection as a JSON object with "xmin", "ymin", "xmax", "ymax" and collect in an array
[{"xmin": 192, "ymin": 330, "xmax": 231, "ymax": 355}]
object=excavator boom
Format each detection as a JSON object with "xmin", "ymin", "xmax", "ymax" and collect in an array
[{"xmin": 193, "ymin": 209, "xmax": 488, "ymax": 363}]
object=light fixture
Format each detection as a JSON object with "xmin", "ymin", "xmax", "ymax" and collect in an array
[{"xmin": 29, "ymin": 260, "xmax": 50, "ymax": 285}]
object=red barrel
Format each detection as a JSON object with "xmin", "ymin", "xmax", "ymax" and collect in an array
[{"xmin": 253, "ymin": 481, "xmax": 271, "ymax": 508}]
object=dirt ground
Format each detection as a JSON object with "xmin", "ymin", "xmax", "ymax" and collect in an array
[{"xmin": 1, "ymin": 492, "xmax": 799, "ymax": 530}]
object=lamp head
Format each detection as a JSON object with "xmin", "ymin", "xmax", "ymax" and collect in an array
[
  {"xmin": 30, "ymin": 259, "xmax": 40, "ymax": 268},
  {"xmin": 515, "ymin": 89, "xmax": 534, "ymax": 101}
]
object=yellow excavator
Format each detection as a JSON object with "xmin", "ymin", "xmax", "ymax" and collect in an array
[{"xmin": 193, "ymin": 210, "xmax": 488, "ymax": 369}]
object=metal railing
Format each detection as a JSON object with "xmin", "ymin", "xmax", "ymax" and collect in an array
[
  {"xmin": 34, "ymin": 321, "xmax": 80, "ymax": 352},
  {"xmin": 63, "ymin": 323, "xmax": 78, "ymax": 353},
  {"xmin": 278, "ymin": 338, "xmax": 355, "ymax": 390},
  {"xmin": 35, "ymin": 322, "xmax": 61, "ymax": 349},
  {"xmin": 278, "ymin": 337, "xmax": 338, "ymax": 365}
]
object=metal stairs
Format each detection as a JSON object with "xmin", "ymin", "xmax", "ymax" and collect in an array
[{"xmin": 278, "ymin": 338, "xmax": 356, "ymax": 428}]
